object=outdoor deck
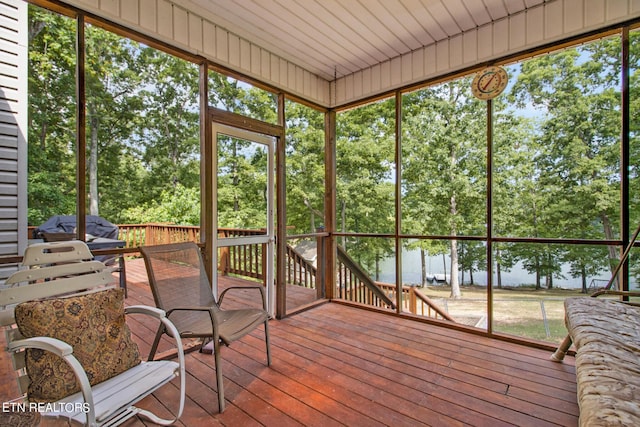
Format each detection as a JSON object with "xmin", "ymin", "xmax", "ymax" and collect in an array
[{"xmin": 0, "ymin": 258, "xmax": 579, "ymax": 426}]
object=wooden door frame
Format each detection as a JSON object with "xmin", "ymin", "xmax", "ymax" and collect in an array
[{"xmin": 204, "ymin": 106, "xmax": 286, "ymax": 318}]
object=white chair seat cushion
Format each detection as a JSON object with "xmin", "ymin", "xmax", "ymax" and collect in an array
[{"xmin": 47, "ymin": 360, "xmax": 179, "ymax": 423}]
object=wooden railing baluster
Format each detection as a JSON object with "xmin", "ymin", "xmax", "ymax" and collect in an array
[{"xmin": 27, "ymin": 223, "xmax": 451, "ymax": 321}]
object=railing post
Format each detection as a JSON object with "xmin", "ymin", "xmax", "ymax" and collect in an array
[
  {"xmin": 218, "ymin": 230, "xmax": 229, "ymax": 276},
  {"xmin": 316, "ymin": 226, "xmax": 325, "ymax": 299},
  {"xmin": 145, "ymin": 224, "xmax": 151, "ymax": 246},
  {"xmin": 409, "ymin": 287, "xmax": 417, "ymax": 314},
  {"xmin": 218, "ymin": 247, "xmax": 229, "ymax": 275}
]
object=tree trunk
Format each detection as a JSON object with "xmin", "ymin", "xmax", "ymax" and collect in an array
[
  {"xmin": 341, "ymin": 199, "xmax": 347, "ymax": 250},
  {"xmin": 420, "ymin": 248, "xmax": 427, "ymax": 287},
  {"xmin": 232, "ymin": 141, "xmax": 239, "ymax": 212},
  {"xmin": 601, "ymin": 214, "xmax": 620, "ymax": 289},
  {"xmin": 449, "ymin": 191, "xmax": 461, "ymax": 298},
  {"xmin": 496, "ymin": 248, "xmax": 502, "ymax": 289},
  {"xmin": 442, "ymin": 253, "xmax": 447, "ymax": 282},
  {"xmin": 545, "ymin": 253, "xmax": 553, "ymax": 289},
  {"xmin": 89, "ymin": 110, "xmax": 99, "ymax": 216},
  {"xmin": 303, "ymin": 198, "xmax": 324, "ymax": 234},
  {"xmin": 546, "ymin": 252, "xmax": 553, "ymax": 289},
  {"xmin": 450, "ymin": 238, "xmax": 461, "ymax": 298}
]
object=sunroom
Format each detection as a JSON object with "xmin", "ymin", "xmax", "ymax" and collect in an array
[{"xmin": 1, "ymin": 0, "xmax": 639, "ymax": 425}]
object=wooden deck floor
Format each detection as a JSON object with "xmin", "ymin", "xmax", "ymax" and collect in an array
[{"xmin": 1, "ymin": 258, "xmax": 579, "ymax": 426}]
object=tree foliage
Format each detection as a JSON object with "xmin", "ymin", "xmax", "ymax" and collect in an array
[
  {"xmin": 27, "ymin": 5, "xmax": 639, "ymax": 293},
  {"xmin": 285, "ymin": 101, "xmax": 325, "ymax": 233},
  {"xmin": 507, "ymin": 39, "xmax": 623, "ymax": 290},
  {"xmin": 336, "ymin": 99, "xmax": 396, "ymax": 277},
  {"xmin": 27, "ymin": 9, "xmax": 77, "ymax": 224}
]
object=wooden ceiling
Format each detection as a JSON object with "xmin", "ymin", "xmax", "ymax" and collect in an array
[{"xmin": 183, "ymin": 0, "xmax": 546, "ymax": 81}]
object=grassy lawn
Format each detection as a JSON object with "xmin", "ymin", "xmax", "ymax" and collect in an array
[{"xmin": 417, "ymin": 285, "xmax": 587, "ymax": 344}]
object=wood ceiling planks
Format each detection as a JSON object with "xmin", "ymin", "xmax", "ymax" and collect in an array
[{"xmin": 187, "ymin": 0, "xmax": 539, "ymax": 80}]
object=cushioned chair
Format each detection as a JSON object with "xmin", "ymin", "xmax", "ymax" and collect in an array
[
  {"xmin": 140, "ymin": 242, "xmax": 271, "ymax": 412},
  {"xmin": 0, "ymin": 241, "xmax": 185, "ymax": 426}
]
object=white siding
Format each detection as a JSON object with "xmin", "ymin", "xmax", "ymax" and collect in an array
[
  {"xmin": 0, "ymin": 0, "xmax": 26, "ymax": 278},
  {"xmin": 63, "ymin": 0, "xmax": 331, "ymax": 106},
  {"xmin": 27, "ymin": 0, "xmax": 640, "ymax": 108},
  {"xmin": 333, "ymin": 0, "xmax": 640, "ymax": 106}
]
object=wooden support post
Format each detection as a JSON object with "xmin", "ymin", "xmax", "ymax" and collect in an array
[{"xmin": 316, "ymin": 227, "xmax": 325, "ymax": 299}]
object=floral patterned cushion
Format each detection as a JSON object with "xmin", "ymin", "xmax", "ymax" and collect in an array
[{"xmin": 15, "ymin": 288, "xmax": 141, "ymax": 402}]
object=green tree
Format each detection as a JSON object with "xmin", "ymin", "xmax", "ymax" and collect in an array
[
  {"xmin": 492, "ymin": 107, "xmax": 539, "ymax": 287},
  {"xmin": 285, "ymin": 101, "xmax": 325, "ymax": 234},
  {"xmin": 630, "ymin": 31, "xmax": 640, "ymax": 285},
  {"xmin": 216, "ymin": 135, "xmax": 269, "ymax": 229},
  {"xmin": 402, "ymin": 79, "xmax": 486, "ymax": 298},
  {"xmin": 208, "ymin": 72, "xmax": 279, "ymax": 230},
  {"xmin": 135, "ymin": 47, "xmax": 200, "ymax": 205},
  {"xmin": 336, "ymin": 99, "xmax": 395, "ymax": 279},
  {"xmin": 120, "ymin": 183, "xmax": 199, "ymax": 225},
  {"xmin": 85, "ymin": 25, "xmax": 146, "ymax": 218},
  {"xmin": 27, "ymin": 9, "xmax": 77, "ymax": 225},
  {"xmin": 509, "ymin": 38, "xmax": 622, "ymax": 288}
]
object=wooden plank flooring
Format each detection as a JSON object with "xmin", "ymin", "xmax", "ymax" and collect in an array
[{"xmin": 1, "ymin": 258, "xmax": 579, "ymax": 426}]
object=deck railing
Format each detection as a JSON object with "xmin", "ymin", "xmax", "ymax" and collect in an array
[
  {"xmin": 120, "ymin": 225, "xmax": 318, "ymax": 291},
  {"xmin": 406, "ymin": 286, "xmax": 455, "ymax": 321},
  {"xmin": 336, "ymin": 245, "xmax": 396, "ymax": 310},
  {"xmin": 26, "ymin": 223, "xmax": 450, "ymax": 320},
  {"xmin": 217, "ymin": 228, "xmax": 267, "ymax": 282},
  {"xmin": 334, "ymin": 246, "xmax": 452, "ymax": 320},
  {"xmin": 27, "ymin": 223, "xmax": 200, "ymax": 247},
  {"xmin": 117, "ymin": 225, "xmax": 270, "ymax": 283},
  {"xmin": 344, "ymin": 279, "xmax": 454, "ymax": 321},
  {"xmin": 117, "ymin": 223, "xmax": 200, "ymax": 247},
  {"xmin": 286, "ymin": 244, "xmax": 317, "ymax": 289}
]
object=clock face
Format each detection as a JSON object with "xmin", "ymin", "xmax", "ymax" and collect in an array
[{"xmin": 471, "ymin": 66, "xmax": 508, "ymax": 100}]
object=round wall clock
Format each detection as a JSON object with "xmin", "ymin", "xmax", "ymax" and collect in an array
[{"xmin": 471, "ymin": 66, "xmax": 508, "ymax": 100}]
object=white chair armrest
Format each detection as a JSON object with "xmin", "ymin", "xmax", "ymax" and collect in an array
[
  {"xmin": 8, "ymin": 337, "xmax": 97, "ymax": 426},
  {"xmin": 8, "ymin": 336, "xmax": 72, "ymax": 357},
  {"xmin": 124, "ymin": 304, "xmax": 186, "ymax": 425}
]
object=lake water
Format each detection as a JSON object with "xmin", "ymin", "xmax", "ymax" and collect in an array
[{"xmin": 377, "ymin": 248, "xmax": 615, "ymax": 290}]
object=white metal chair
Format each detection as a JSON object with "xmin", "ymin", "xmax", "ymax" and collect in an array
[{"xmin": 0, "ymin": 241, "xmax": 185, "ymax": 426}]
